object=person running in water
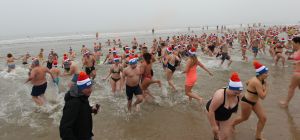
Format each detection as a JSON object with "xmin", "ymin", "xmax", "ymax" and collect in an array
[
  {"xmin": 241, "ymin": 44, "xmax": 248, "ymax": 62},
  {"xmin": 251, "ymin": 37, "xmax": 260, "ymax": 58},
  {"xmin": 131, "ymin": 37, "xmax": 138, "ymax": 50},
  {"xmin": 21, "ymin": 52, "xmax": 31, "ymax": 65},
  {"xmin": 123, "ymin": 56, "xmax": 144, "ymax": 112},
  {"xmin": 37, "ymin": 48, "xmax": 45, "ymax": 65},
  {"xmin": 182, "ymin": 47, "xmax": 213, "ymax": 103},
  {"xmin": 206, "ymin": 72, "xmax": 243, "ymax": 140},
  {"xmin": 46, "ymin": 49, "xmax": 55, "ymax": 69},
  {"xmin": 164, "ymin": 46, "xmax": 180, "ymax": 92},
  {"xmin": 25, "ymin": 58, "xmax": 54, "ymax": 106},
  {"xmin": 103, "ymin": 49, "xmax": 114, "ymax": 64},
  {"xmin": 219, "ymin": 42, "xmax": 232, "ymax": 67},
  {"xmin": 274, "ymin": 38, "xmax": 286, "ymax": 67},
  {"xmin": 285, "ymin": 37, "xmax": 294, "ymax": 60},
  {"xmin": 81, "ymin": 45, "xmax": 88, "ymax": 55},
  {"xmin": 62, "ymin": 54, "xmax": 71, "ymax": 75},
  {"xmin": 83, "ymin": 52, "xmax": 96, "ymax": 79},
  {"xmin": 50, "ymin": 60, "xmax": 61, "ymax": 86},
  {"xmin": 6, "ymin": 53, "xmax": 18, "ymax": 73},
  {"xmin": 68, "ymin": 47, "xmax": 76, "ymax": 61},
  {"xmin": 140, "ymin": 52, "xmax": 161, "ymax": 99},
  {"xmin": 280, "ymin": 36, "xmax": 300, "ymax": 107},
  {"xmin": 232, "ymin": 61, "xmax": 269, "ymax": 140},
  {"xmin": 103, "ymin": 55, "xmax": 123, "ymax": 94}
]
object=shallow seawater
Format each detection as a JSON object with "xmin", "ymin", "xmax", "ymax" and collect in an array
[{"xmin": 0, "ymin": 30, "xmax": 299, "ymax": 140}]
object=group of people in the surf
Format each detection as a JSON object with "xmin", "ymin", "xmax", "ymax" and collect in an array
[{"xmin": 3, "ymin": 24, "xmax": 300, "ymax": 140}]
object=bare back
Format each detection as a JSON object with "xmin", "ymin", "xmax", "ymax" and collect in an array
[{"xmin": 30, "ymin": 66, "xmax": 48, "ymax": 86}]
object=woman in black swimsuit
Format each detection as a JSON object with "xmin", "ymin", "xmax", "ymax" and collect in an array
[
  {"xmin": 232, "ymin": 61, "xmax": 269, "ymax": 140},
  {"xmin": 102, "ymin": 55, "xmax": 123, "ymax": 95},
  {"xmin": 206, "ymin": 72, "xmax": 243, "ymax": 140},
  {"xmin": 164, "ymin": 47, "xmax": 180, "ymax": 92}
]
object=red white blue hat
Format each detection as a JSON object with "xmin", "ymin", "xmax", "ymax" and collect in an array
[
  {"xmin": 112, "ymin": 47, "xmax": 117, "ymax": 53},
  {"xmin": 128, "ymin": 55, "xmax": 138, "ymax": 65},
  {"xmin": 52, "ymin": 60, "xmax": 58, "ymax": 67},
  {"xmin": 166, "ymin": 47, "xmax": 173, "ymax": 53},
  {"xmin": 77, "ymin": 71, "xmax": 92, "ymax": 90},
  {"xmin": 63, "ymin": 56, "xmax": 69, "ymax": 62},
  {"xmin": 228, "ymin": 72, "xmax": 243, "ymax": 91},
  {"xmin": 253, "ymin": 60, "xmax": 268, "ymax": 76},
  {"xmin": 188, "ymin": 47, "xmax": 197, "ymax": 56},
  {"xmin": 114, "ymin": 55, "xmax": 120, "ymax": 62}
]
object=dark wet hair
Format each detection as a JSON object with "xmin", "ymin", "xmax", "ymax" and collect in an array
[
  {"xmin": 293, "ymin": 37, "xmax": 300, "ymax": 44},
  {"xmin": 7, "ymin": 53, "xmax": 12, "ymax": 57},
  {"xmin": 143, "ymin": 53, "xmax": 152, "ymax": 64}
]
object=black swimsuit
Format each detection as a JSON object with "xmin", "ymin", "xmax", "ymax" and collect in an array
[
  {"xmin": 206, "ymin": 88, "xmax": 239, "ymax": 121},
  {"xmin": 167, "ymin": 62, "xmax": 176, "ymax": 73}
]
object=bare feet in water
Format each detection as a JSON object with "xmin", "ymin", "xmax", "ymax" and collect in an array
[
  {"xmin": 157, "ymin": 80, "xmax": 162, "ymax": 88},
  {"xmin": 279, "ymin": 101, "xmax": 288, "ymax": 108},
  {"xmin": 134, "ymin": 104, "xmax": 140, "ymax": 112}
]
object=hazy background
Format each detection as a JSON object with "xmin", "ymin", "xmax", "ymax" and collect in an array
[{"xmin": 0, "ymin": 0, "xmax": 299, "ymax": 38}]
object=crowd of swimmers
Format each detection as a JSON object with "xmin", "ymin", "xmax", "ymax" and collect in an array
[{"xmin": 3, "ymin": 25, "xmax": 300, "ymax": 140}]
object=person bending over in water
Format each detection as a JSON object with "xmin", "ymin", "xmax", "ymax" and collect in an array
[
  {"xmin": 232, "ymin": 60, "xmax": 269, "ymax": 140},
  {"xmin": 206, "ymin": 72, "xmax": 243, "ymax": 140},
  {"xmin": 182, "ymin": 47, "xmax": 213, "ymax": 103}
]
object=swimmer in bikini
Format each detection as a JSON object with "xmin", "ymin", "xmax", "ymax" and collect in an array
[
  {"xmin": 182, "ymin": 47, "xmax": 213, "ymax": 103},
  {"xmin": 280, "ymin": 36, "xmax": 300, "ymax": 107},
  {"xmin": 140, "ymin": 52, "xmax": 161, "ymax": 100},
  {"xmin": 103, "ymin": 55, "xmax": 123, "ymax": 95},
  {"xmin": 232, "ymin": 61, "xmax": 269, "ymax": 140}
]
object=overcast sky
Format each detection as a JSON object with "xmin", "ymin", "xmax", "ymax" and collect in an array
[{"xmin": 0, "ymin": 0, "xmax": 299, "ymax": 37}]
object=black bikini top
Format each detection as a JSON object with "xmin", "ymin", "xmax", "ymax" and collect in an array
[
  {"xmin": 247, "ymin": 79, "xmax": 265, "ymax": 96},
  {"xmin": 111, "ymin": 66, "xmax": 122, "ymax": 74}
]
